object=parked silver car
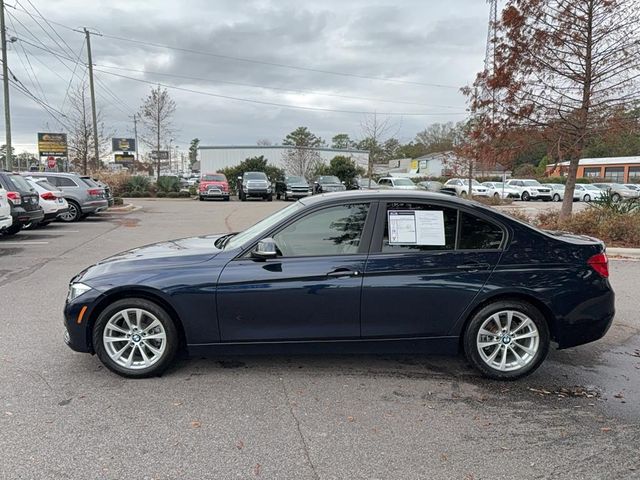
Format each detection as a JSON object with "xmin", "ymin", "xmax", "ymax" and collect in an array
[
  {"xmin": 592, "ymin": 183, "xmax": 639, "ymax": 202},
  {"xmin": 25, "ymin": 172, "xmax": 108, "ymax": 222}
]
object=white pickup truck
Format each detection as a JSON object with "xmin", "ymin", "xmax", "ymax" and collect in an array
[{"xmin": 505, "ymin": 179, "xmax": 552, "ymax": 201}]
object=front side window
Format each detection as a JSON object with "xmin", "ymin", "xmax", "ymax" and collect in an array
[
  {"xmin": 382, "ymin": 203, "xmax": 457, "ymax": 252},
  {"xmin": 458, "ymin": 212, "xmax": 504, "ymax": 250},
  {"xmin": 273, "ymin": 204, "xmax": 370, "ymax": 257}
]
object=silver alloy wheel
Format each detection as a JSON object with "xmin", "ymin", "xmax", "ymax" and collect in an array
[
  {"xmin": 60, "ymin": 203, "xmax": 78, "ymax": 222},
  {"xmin": 103, "ymin": 308, "xmax": 167, "ymax": 370},
  {"xmin": 476, "ymin": 310, "xmax": 540, "ymax": 372}
]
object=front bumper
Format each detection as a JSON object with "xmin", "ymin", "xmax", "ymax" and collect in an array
[
  {"xmin": 63, "ymin": 289, "xmax": 103, "ymax": 353},
  {"xmin": 286, "ymin": 190, "xmax": 311, "ymax": 198},
  {"xmin": 200, "ymin": 189, "xmax": 229, "ymax": 198},
  {"xmin": 245, "ymin": 189, "xmax": 271, "ymax": 197}
]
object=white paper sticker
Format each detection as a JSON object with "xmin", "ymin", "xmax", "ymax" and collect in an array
[{"xmin": 388, "ymin": 210, "xmax": 446, "ymax": 246}]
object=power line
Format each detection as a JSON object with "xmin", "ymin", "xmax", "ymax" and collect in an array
[
  {"xmin": 6, "ymin": 11, "xmax": 47, "ymax": 102},
  {"xmin": 95, "ymin": 69, "xmax": 468, "ymax": 117},
  {"xmin": 6, "ymin": 3, "xmax": 460, "ymax": 90},
  {"xmin": 60, "ymin": 37, "xmax": 85, "ymax": 113},
  {"xmin": 93, "ymin": 63, "xmax": 462, "ymax": 110}
]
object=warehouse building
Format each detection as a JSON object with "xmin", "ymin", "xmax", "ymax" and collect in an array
[
  {"xmin": 546, "ymin": 156, "xmax": 640, "ymax": 182},
  {"xmin": 198, "ymin": 145, "xmax": 369, "ymax": 173}
]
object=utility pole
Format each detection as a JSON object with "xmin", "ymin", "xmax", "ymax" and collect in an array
[
  {"xmin": 132, "ymin": 113, "xmax": 138, "ymax": 173},
  {"xmin": 1, "ymin": 0, "xmax": 13, "ymax": 171},
  {"xmin": 84, "ymin": 28, "xmax": 99, "ymax": 175}
]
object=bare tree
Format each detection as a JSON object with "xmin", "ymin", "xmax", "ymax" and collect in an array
[
  {"xmin": 359, "ymin": 113, "xmax": 398, "ymax": 186},
  {"xmin": 281, "ymin": 127, "xmax": 324, "ymax": 178},
  {"xmin": 467, "ymin": 0, "xmax": 640, "ymax": 219},
  {"xmin": 67, "ymin": 80, "xmax": 112, "ymax": 173},
  {"xmin": 256, "ymin": 138, "xmax": 272, "ymax": 146},
  {"xmin": 139, "ymin": 86, "xmax": 176, "ymax": 180}
]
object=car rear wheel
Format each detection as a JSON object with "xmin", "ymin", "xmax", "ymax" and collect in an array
[
  {"xmin": 552, "ymin": 193, "xmax": 561, "ymax": 202},
  {"xmin": 463, "ymin": 300, "xmax": 549, "ymax": 380},
  {"xmin": 612, "ymin": 193, "xmax": 621, "ymax": 202},
  {"xmin": 59, "ymin": 200, "xmax": 81, "ymax": 222},
  {"xmin": 584, "ymin": 194, "xmax": 591, "ymax": 202},
  {"xmin": 493, "ymin": 192, "xmax": 500, "ymax": 198},
  {"xmin": 93, "ymin": 298, "xmax": 178, "ymax": 378},
  {"xmin": 521, "ymin": 192, "xmax": 530, "ymax": 201}
]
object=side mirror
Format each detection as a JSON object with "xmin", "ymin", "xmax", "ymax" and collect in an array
[
  {"xmin": 341, "ymin": 180, "xmax": 346, "ymax": 185},
  {"xmin": 251, "ymin": 238, "xmax": 278, "ymax": 260},
  {"xmin": 313, "ymin": 181, "xmax": 319, "ymax": 185}
]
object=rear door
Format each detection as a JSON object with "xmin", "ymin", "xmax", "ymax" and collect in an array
[{"xmin": 361, "ymin": 200, "xmax": 505, "ymax": 338}]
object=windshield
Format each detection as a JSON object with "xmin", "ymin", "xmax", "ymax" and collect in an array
[
  {"xmin": 245, "ymin": 172, "xmax": 267, "ymax": 180},
  {"xmin": 202, "ymin": 174, "xmax": 226, "ymax": 182},
  {"xmin": 490, "ymin": 182, "xmax": 503, "ymax": 187},
  {"xmin": 80, "ymin": 177, "xmax": 99, "ymax": 187},
  {"xmin": 393, "ymin": 178, "xmax": 415, "ymax": 186},
  {"xmin": 224, "ymin": 202, "xmax": 304, "ymax": 250},
  {"xmin": 523, "ymin": 180, "xmax": 541, "ymax": 186},
  {"xmin": 318, "ymin": 176, "xmax": 340, "ymax": 184},
  {"xmin": 286, "ymin": 176, "xmax": 306, "ymax": 183}
]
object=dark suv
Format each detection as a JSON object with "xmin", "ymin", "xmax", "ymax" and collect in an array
[
  {"xmin": 237, "ymin": 171, "xmax": 273, "ymax": 201},
  {"xmin": 0, "ymin": 171, "xmax": 44, "ymax": 235}
]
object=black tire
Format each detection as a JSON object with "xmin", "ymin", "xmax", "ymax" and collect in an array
[
  {"xmin": 584, "ymin": 194, "xmax": 591, "ymax": 202},
  {"xmin": 224, "ymin": 196, "xmax": 230, "ymax": 201},
  {"xmin": 612, "ymin": 193, "xmax": 621, "ymax": 203},
  {"xmin": 460, "ymin": 190, "xmax": 467, "ymax": 198},
  {"xmin": 59, "ymin": 200, "xmax": 81, "ymax": 222},
  {"xmin": 267, "ymin": 194, "xmax": 273, "ymax": 202},
  {"xmin": 463, "ymin": 300, "xmax": 550, "ymax": 380},
  {"xmin": 93, "ymin": 298, "xmax": 179, "ymax": 378},
  {"xmin": 521, "ymin": 191, "xmax": 530, "ymax": 201},
  {"xmin": 493, "ymin": 192, "xmax": 500, "ymax": 198},
  {"xmin": 199, "ymin": 196, "xmax": 204, "ymax": 201},
  {"xmin": 552, "ymin": 193, "xmax": 561, "ymax": 202},
  {"xmin": 3, "ymin": 223, "xmax": 22, "ymax": 235}
]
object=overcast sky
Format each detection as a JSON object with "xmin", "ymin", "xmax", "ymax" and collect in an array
[{"xmin": 3, "ymin": 0, "xmax": 489, "ymax": 155}]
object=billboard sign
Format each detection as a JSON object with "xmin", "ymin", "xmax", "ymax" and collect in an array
[
  {"xmin": 112, "ymin": 138, "xmax": 136, "ymax": 152},
  {"xmin": 115, "ymin": 153, "xmax": 135, "ymax": 169},
  {"xmin": 151, "ymin": 150, "xmax": 169, "ymax": 160},
  {"xmin": 38, "ymin": 133, "xmax": 67, "ymax": 157}
]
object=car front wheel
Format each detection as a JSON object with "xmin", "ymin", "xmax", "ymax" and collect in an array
[
  {"xmin": 584, "ymin": 194, "xmax": 591, "ymax": 202},
  {"xmin": 463, "ymin": 300, "xmax": 549, "ymax": 380},
  {"xmin": 552, "ymin": 193, "xmax": 561, "ymax": 202},
  {"xmin": 93, "ymin": 298, "xmax": 179, "ymax": 378},
  {"xmin": 521, "ymin": 192, "xmax": 530, "ymax": 201}
]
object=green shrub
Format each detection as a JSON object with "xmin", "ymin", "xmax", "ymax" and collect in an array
[
  {"xmin": 167, "ymin": 191, "xmax": 180, "ymax": 198},
  {"xmin": 157, "ymin": 176, "xmax": 180, "ymax": 193},
  {"xmin": 188, "ymin": 186, "xmax": 197, "ymax": 195},
  {"xmin": 113, "ymin": 197, "xmax": 124, "ymax": 206},
  {"xmin": 591, "ymin": 189, "xmax": 640, "ymax": 214},
  {"xmin": 126, "ymin": 175, "xmax": 151, "ymax": 194},
  {"xmin": 156, "ymin": 192, "xmax": 167, "ymax": 198},
  {"xmin": 179, "ymin": 191, "xmax": 191, "ymax": 198},
  {"xmin": 128, "ymin": 191, "xmax": 141, "ymax": 198},
  {"xmin": 219, "ymin": 156, "xmax": 284, "ymax": 194}
]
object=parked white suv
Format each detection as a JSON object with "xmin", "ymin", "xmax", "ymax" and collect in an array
[
  {"xmin": 377, "ymin": 177, "xmax": 420, "ymax": 190},
  {"xmin": 24, "ymin": 177, "xmax": 69, "ymax": 227},
  {"xmin": 0, "ymin": 186, "xmax": 12, "ymax": 233},
  {"xmin": 505, "ymin": 179, "xmax": 552, "ymax": 201},
  {"xmin": 482, "ymin": 181, "xmax": 520, "ymax": 199},
  {"xmin": 442, "ymin": 178, "xmax": 489, "ymax": 197}
]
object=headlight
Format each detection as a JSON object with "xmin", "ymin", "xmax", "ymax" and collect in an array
[{"xmin": 68, "ymin": 282, "xmax": 92, "ymax": 302}]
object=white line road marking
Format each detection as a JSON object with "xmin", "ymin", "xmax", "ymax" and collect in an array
[{"xmin": 0, "ymin": 241, "xmax": 50, "ymax": 245}]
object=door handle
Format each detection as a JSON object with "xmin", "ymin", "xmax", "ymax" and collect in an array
[
  {"xmin": 326, "ymin": 268, "xmax": 360, "ymax": 278},
  {"xmin": 456, "ymin": 262, "xmax": 490, "ymax": 272}
]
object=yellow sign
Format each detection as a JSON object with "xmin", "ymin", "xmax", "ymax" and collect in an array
[
  {"xmin": 410, "ymin": 160, "xmax": 418, "ymax": 170},
  {"xmin": 38, "ymin": 132, "xmax": 67, "ymax": 157}
]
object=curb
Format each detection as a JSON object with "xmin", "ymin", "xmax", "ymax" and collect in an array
[
  {"xmin": 107, "ymin": 204, "xmax": 141, "ymax": 214},
  {"xmin": 607, "ymin": 247, "xmax": 640, "ymax": 260}
]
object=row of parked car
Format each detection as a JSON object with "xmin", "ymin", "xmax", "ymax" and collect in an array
[{"xmin": 0, "ymin": 170, "xmax": 113, "ymax": 236}]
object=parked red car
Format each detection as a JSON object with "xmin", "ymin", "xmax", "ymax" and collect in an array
[{"xmin": 198, "ymin": 173, "xmax": 230, "ymax": 201}]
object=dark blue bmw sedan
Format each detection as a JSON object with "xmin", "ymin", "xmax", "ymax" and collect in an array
[{"xmin": 64, "ymin": 191, "xmax": 614, "ymax": 380}]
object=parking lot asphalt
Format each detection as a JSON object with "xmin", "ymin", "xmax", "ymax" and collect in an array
[{"xmin": 1, "ymin": 198, "xmax": 639, "ymax": 480}]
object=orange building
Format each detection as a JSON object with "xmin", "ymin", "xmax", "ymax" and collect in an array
[{"xmin": 546, "ymin": 156, "xmax": 640, "ymax": 183}]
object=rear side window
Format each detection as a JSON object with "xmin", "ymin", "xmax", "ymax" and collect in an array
[
  {"xmin": 53, "ymin": 177, "xmax": 79, "ymax": 187},
  {"xmin": 382, "ymin": 202, "xmax": 458, "ymax": 252},
  {"xmin": 458, "ymin": 212, "xmax": 504, "ymax": 250}
]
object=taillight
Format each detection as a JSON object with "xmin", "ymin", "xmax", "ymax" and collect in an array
[
  {"xmin": 87, "ymin": 188, "xmax": 102, "ymax": 196},
  {"xmin": 588, "ymin": 253, "xmax": 609, "ymax": 278},
  {"xmin": 6, "ymin": 191, "xmax": 21, "ymax": 204},
  {"xmin": 41, "ymin": 192, "xmax": 57, "ymax": 201}
]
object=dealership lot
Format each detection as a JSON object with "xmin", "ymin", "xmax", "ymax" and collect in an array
[{"xmin": 1, "ymin": 198, "xmax": 639, "ymax": 479}]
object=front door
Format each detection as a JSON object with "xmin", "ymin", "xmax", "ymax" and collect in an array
[
  {"xmin": 361, "ymin": 201, "xmax": 504, "ymax": 338},
  {"xmin": 217, "ymin": 202, "xmax": 374, "ymax": 341}
]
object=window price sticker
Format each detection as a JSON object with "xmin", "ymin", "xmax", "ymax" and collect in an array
[{"xmin": 388, "ymin": 210, "xmax": 446, "ymax": 246}]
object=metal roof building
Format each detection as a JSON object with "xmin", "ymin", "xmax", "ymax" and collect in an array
[{"xmin": 198, "ymin": 145, "xmax": 369, "ymax": 173}]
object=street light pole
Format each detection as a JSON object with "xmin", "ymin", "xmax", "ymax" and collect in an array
[{"xmin": 1, "ymin": 0, "xmax": 13, "ymax": 171}]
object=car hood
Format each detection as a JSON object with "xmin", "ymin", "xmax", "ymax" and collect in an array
[
  {"xmin": 75, "ymin": 234, "xmax": 224, "ymax": 283},
  {"xmin": 286, "ymin": 181, "xmax": 309, "ymax": 188}
]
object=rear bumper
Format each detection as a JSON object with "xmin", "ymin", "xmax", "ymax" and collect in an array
[
  {"xmin": 13, "ymin": 207, "xmax": 45, "ymax": 225},
  {"xmin": 82, "ymin": 200, "xmax": 109, "ymax": 214},
  {"xmin": 0, "ymin": 216, "xmax": 11, "ymax": 230},
  {"xmin": 556, "ymin": 289, "xmax": 615, "ymax": 349},
  {"xmin": 45, "ymin": 209, "xmax": 68, "ymax": 221}
]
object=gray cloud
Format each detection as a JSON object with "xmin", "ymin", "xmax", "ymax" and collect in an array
[{"xmin": 5, "ymin": 0, "xmax": 487, "ymax": 152}]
